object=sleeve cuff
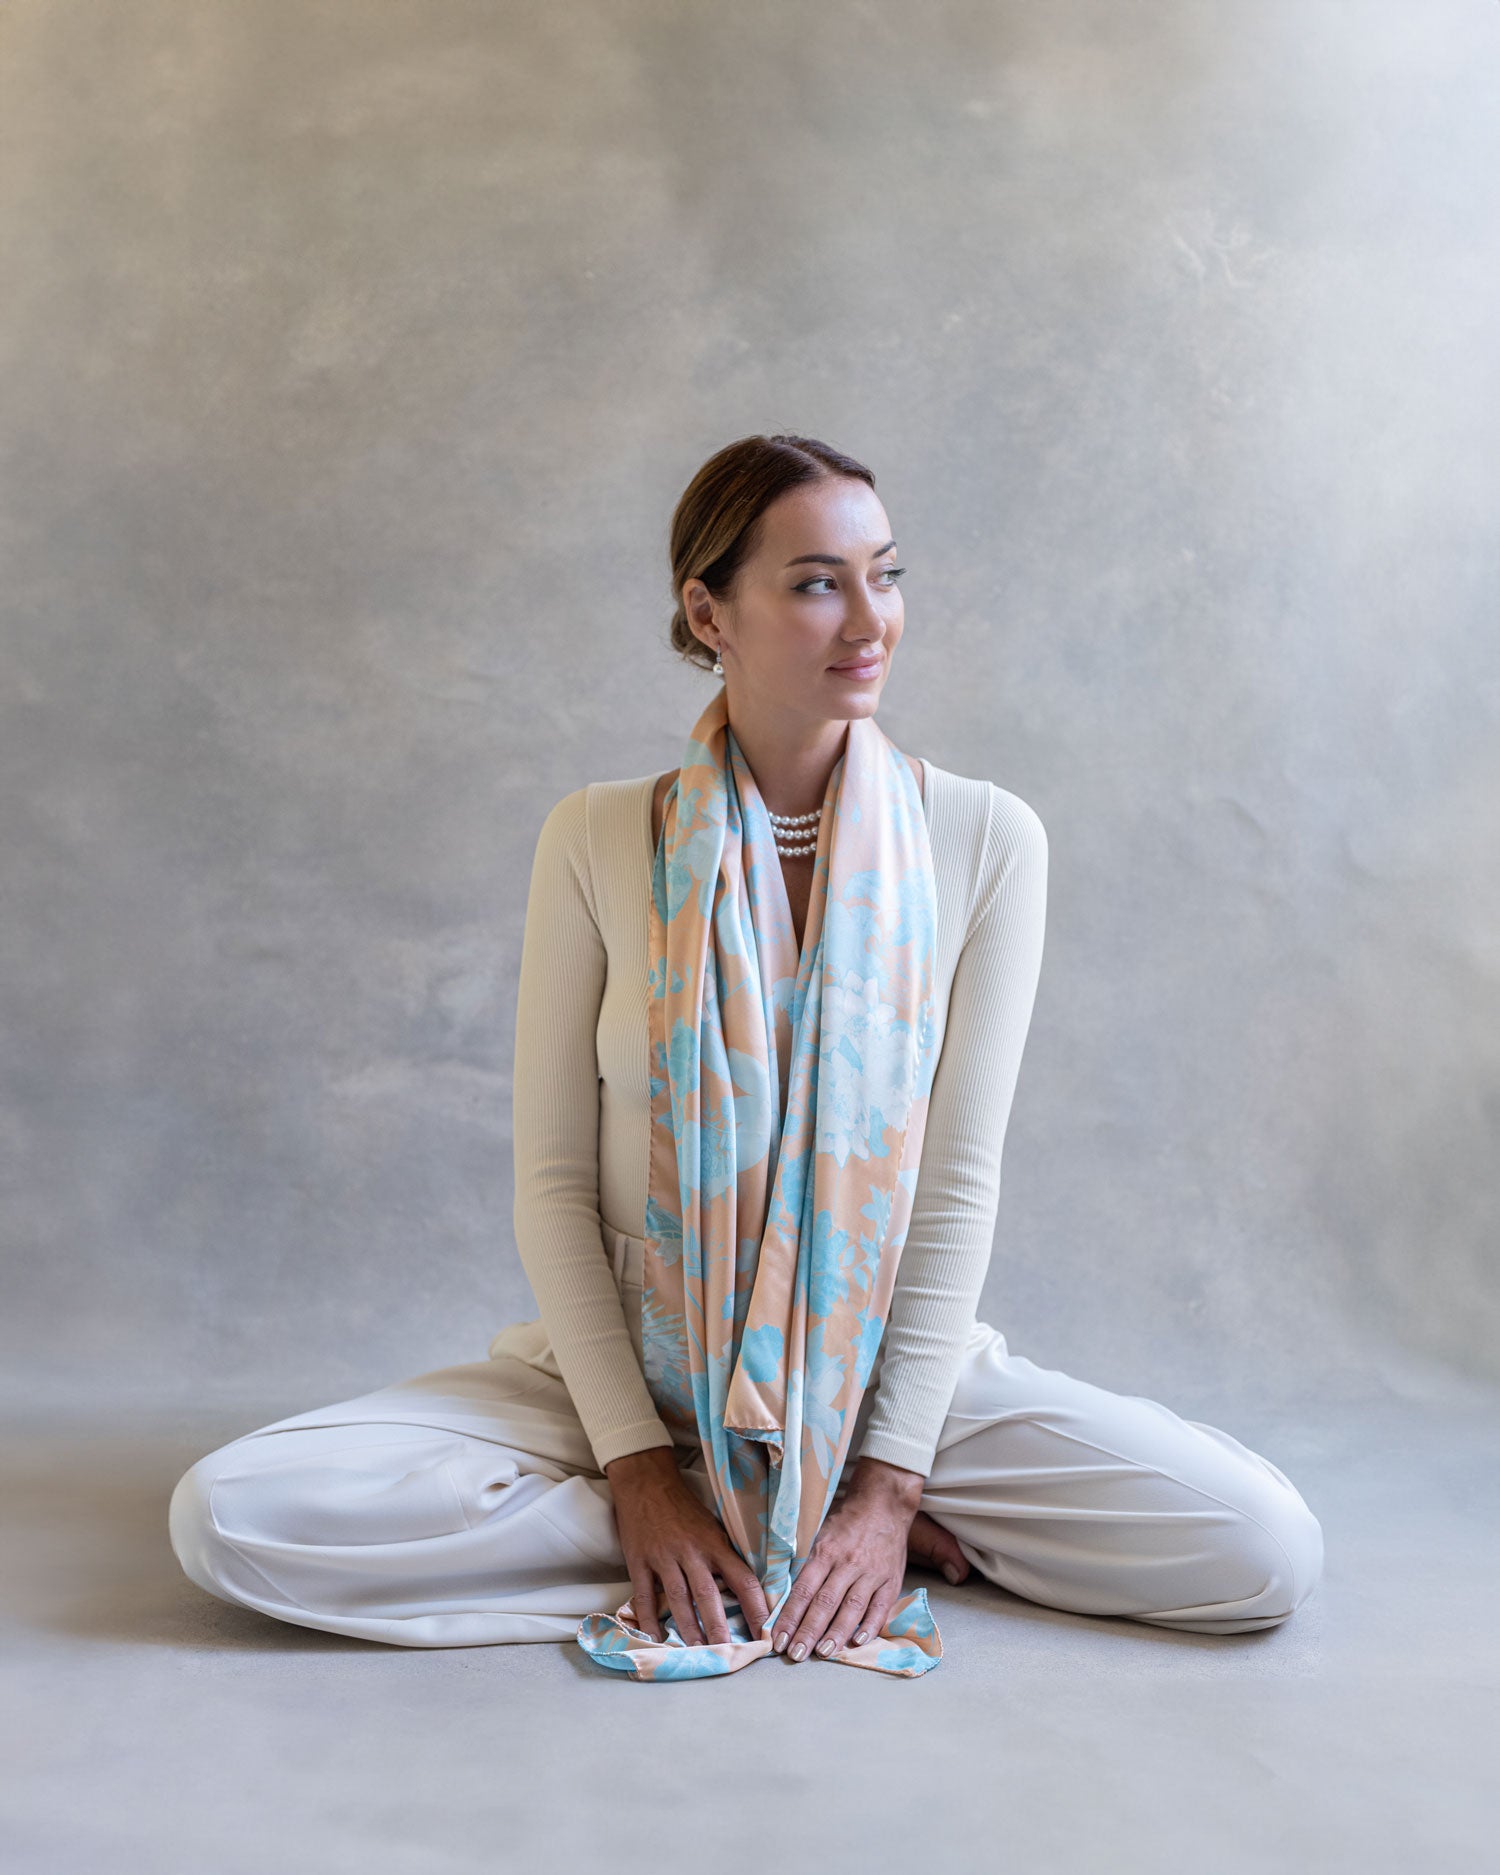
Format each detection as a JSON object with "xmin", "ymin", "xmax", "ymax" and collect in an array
[
  {"xmin": 590, "ymin": 1420, "xmax": 679, "ymax": 1473},
  {"xmin": 850, "ymin": 1426, "xmax": 937, "ymax": 1480}
]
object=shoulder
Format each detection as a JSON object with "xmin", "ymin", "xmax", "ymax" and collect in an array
[
  {"xmin": 525, "ymin": 790, "xmax": 594, "ymax": 924},
  {"xmin": 538, "ymin": 774, "xmax": 655, "ymax": 837},
  {"xmin": 529, "ymin": 776, "xmax": 655, "ymax": 928},
  {"xmin": 532, "ymin": 784, "xmax": 590, "ymax": 865},
  {"xmin": 923, "ymin": 760, "xmax": 1047, "ymax": 934},
  {"xmin": 926, "ymin": 760, "xmax": 1045, "ymax": 856},
  {"xmin": 986, "ymin": 782, "xmax": 1047, "ymax": 867},
  {"xmin": 533, "ymin": 773, "xmax": 658, "ymax": 884}
]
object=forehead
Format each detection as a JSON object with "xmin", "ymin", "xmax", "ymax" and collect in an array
[{"xmin": 754, "ymin": 477, "xmax": 892, "ymax": 554}]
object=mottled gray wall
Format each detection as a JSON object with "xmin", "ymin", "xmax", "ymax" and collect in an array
[{"xmin": 4, "ymin": 0, "xmax": 1497, "ymax": 1417}]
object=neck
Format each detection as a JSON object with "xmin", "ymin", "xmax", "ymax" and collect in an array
[{"xmin": 725, "ymin": 702, "xmax": 855, "ymax": 821}]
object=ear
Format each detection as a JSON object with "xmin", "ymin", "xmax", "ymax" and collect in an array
[{"xmin": 682, "ymin": 578, "xmax": 718, "ymax": 637}]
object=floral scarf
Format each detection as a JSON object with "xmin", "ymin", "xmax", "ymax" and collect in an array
[{"xmin": 576, "ymin": 687, "xmax": 943, "ymax": 1680}]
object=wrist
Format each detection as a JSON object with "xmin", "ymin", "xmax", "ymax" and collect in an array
[
  {"xmin": 604, "ymin": 1443, "xmax": 680, "ymax": 1488},
  {"xmin": 845, "ymin": 1454, "xmax": 925, "ymax": 1512}
]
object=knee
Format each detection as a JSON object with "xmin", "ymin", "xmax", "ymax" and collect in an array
[
  {"xmin": 168, "ymin": 1442, "xmax": 254, "ymax": 1605},
  {"xmin": 1209, "ymin": 1480, "xmax": 1324, "ymax": 1628}
]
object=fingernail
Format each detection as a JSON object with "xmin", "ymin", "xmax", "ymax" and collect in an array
[
  {"xmin": 944, "ymin": 1563, "xmax": 962, "ymax": 1584},
  {"xmin": 774, "ymin": 1631, "xmax": 788, "ymax": 1653},
  {"xmin": 815, "ymin": 1637, "xmax": 836, "ymax": 1656},
  {"xmin": 789, "ymin": 1641, "xmax": 806, "ymax": 1661},
  {"xmin": 852, "ymin": 1627, "xmax": 869, "ymax": 1645}
]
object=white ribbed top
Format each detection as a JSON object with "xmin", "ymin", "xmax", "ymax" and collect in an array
[{"xmin": 511, "ymin": 757, "xmax": 1048, "ymax": 1476}]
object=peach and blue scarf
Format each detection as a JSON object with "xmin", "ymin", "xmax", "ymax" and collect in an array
[{"xmin": 577, "ymin": 688, "xmax": 943, "ymax": 1680}]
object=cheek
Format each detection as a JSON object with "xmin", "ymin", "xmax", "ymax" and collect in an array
[{"xmin": 752, "ymin": 601, "xmax": 811, "ymax": 649}]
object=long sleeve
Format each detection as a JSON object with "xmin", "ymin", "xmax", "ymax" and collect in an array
[
  {"xmin": 511, "ymin": 788, "xmax": 677, "ymax": 1471},
  {"xmin": 852, "ymin": 786, "xmax": 1049, "ymax": 1477}
]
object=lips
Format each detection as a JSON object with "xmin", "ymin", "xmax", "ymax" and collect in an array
[{"xmin": 829, "ymin": 654, "xmax": 883, "ymax": 672}]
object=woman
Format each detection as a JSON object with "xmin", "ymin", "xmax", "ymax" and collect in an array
[{"xmin": 169, "ymin": 434, "xmax": 1323, "ymax": 1676}]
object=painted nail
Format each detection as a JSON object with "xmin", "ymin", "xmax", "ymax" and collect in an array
[
  {"xmin": 774, "ymin": 1630, "xmax": 789, "ymax": 1653},
  {"xmin": 789, "ymin": 1641, "xmax": 806, "ymax": 1661},
  {"xmin": 816, "ymin": 1637, "xmax": 836, "ymax": 1656},
  {"xmin": 852, "ymin": 1628, "xmax": 869, "ymax": 1645}
]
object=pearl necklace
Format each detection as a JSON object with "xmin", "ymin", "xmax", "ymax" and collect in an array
[{"xmin": 767, "ymin": 806, "xmax": 822, "ymax": 859}]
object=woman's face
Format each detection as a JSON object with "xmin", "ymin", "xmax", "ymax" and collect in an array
[{"xmin": 686, "ymin": 476, "xmax": 905, "ymax": 725}]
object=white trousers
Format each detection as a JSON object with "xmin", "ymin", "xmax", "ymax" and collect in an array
[{"xmin": 169, "ymin": 1304, "xmax": 1324, "ymax": 1648}]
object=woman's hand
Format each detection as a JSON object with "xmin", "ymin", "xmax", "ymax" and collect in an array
[
  {"xmin": 907, "ymin": 1506, "xmax": 972, "ymax": 1587},
  {"xmin": 604, "ymin": 1446, "xmax": 771, "ymax": 1648},
  {"xmin": 770, "ymin": 1457, "xmax": 943, "ymax": 1662}
]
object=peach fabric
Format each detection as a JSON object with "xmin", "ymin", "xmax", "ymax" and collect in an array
[{"xmin": 577, "ymin": 690, "xmax": 943, "ymax": 1679}]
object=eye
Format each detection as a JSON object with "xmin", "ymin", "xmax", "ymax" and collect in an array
[{"xmin": 793, "ymin": 565, "xmax": 906, "ymax": 594}]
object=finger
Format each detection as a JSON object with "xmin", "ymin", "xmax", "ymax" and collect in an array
[
  {"xmin": 813, "ymin": 1576, "xmax": 876, "ymax": 1658},
  {"xmin": 851, "ymin": 1578, "xmax": 898, "ymax": 1648},
  {"xmin": 723, "ymin": 1560, "xmax": 770, "ymax": 1640},
  {"xmin": 910, "ymin": 1510, "xmax": 970, "ymax": 1584},
  {"xmin": 770, "ymin": 1558, "xmax": 829, "ymax": 1655},
  {"xmin": 707, "ymin": 1541, "xmax": 765, "ymax": 1627},
  {"xmin": 787, "ymin": 1565, "xmax": 858, "ymax": 1662},
  {"xmin": 628, "ymin": 1567, "xmax": 663, "ymax": 1642},
  {"xmin": 682, "ymin": 1558, "xmax": 731, "ymax": 1645},
  {"xmin": 660, "ymin": 1564, "xmax": 705, "ymax": 1647},
  {"xmin": 933, "ymin": 1528, "xmax": 972, "ymax": 1583}
]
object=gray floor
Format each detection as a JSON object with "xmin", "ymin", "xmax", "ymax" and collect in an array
[{"xmin": 3, "ymin": 1396, "xmax": 1495, "ymax": 1874}]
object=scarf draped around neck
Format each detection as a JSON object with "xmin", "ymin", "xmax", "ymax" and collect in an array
[{"xmin": 577, "ymin": 688, "xmax": 943, "ymax": 1679}]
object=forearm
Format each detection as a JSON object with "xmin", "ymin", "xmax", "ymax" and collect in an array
[
  {"xmin": 513, "ymin": 1190, "xmax": 676, "ymax": 1470},
  {"xmin": 854, "ymin": 1232, "xmax": 993, "ymax": 1474},
  {"xmin": 844, "ymin": 1452, "xmax": 926, "ymax": 1512},
  {"xmin": 512, "ymin": 788, "xmax": 676, "ymax": 1473}
]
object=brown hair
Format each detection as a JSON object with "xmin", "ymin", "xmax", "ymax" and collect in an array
[{"xmin": 667, "ymin": 433, "xmax": 876, "ymax": 672}]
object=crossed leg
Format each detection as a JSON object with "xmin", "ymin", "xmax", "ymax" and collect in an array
[
  {"xmin": 904, "ymin": 1322, "xmax": 1323, "ymax": 1634},
  {"xmin": 168, "ymin": 1345, "xmax": 641, "ymax": 1647},
  {"xmin": 169, "ymin": 1320, "xmax": 1322, "ymax": 1647}
]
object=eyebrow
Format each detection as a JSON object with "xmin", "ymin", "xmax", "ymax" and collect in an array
[{"xmin": 783, "ymin": 539, "xmax": 897, "ymax": 568}]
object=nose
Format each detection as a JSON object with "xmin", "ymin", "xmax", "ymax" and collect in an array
[{"xmin": 845, "ymin": 577, "xmax": 888, "ymax": 639}]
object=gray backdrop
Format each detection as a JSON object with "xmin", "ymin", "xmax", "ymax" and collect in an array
[
  {"xmin": 5, "ymin": 7, "xmax": 1499, "ymax": 1873},
  {"xmin": 4, "ymin": 1, "xmax": 1496, "ymax": 1429}
]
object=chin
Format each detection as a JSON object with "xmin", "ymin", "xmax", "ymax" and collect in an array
[{"xmin": 824, "ymin": 683, "xmax": 885, "ymax": 715}]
